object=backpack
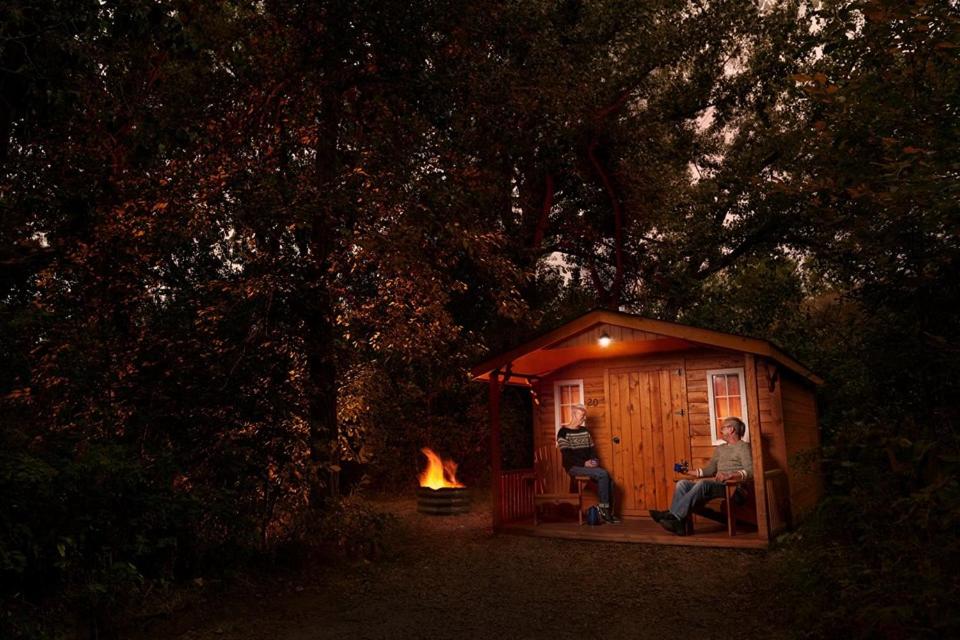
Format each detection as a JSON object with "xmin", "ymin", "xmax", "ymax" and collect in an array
[{"xmin": 585, "ymin": 505, "xmax": 602, "ymax": 526}]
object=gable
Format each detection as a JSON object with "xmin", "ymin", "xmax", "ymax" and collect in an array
[
  {"xmin": 471, "ymin": 310, "xmax": 822, "ymax": 386},
  {"xmin": 549, "ymin": 323, "xmax": 665, "ymax": 349}
]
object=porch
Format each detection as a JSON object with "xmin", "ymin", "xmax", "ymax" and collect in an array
[
  {"xmin": 500, "ymin": 516, "xmax": 767, "ymax": 549},
  {"xmin": 497, "ymin": 468, "xmax": 777, "ymax": 549}
]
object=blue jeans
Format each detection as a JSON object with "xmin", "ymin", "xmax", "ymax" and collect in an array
[
  {"xmin": 568, "ymin": 466, "xmax": 613, "ymax": 507},
  {"xmin": 669, "ymin": 479, "xmax": 726, "ymax": 519}
]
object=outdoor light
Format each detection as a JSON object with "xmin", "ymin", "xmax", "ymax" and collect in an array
[{"xmin": 598, "ymin": 331, "xmax": 612, "ymax": 348}]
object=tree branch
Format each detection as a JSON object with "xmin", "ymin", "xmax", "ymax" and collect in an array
[
  {"xmin": 530, "ymin": 172, "xmax": 554, "ymax": 251},
  {"xmin": 587, "ymin": 138, "xmax": 624, "ymax": 309},
  {"xmin": 695, "ymin": 217, "xmax": 782, "ymax": 280}
]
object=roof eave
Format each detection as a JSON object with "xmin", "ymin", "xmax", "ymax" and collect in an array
[{"xmin": 470, "ymin": 310, "xmax": 822, "ymax": 386}]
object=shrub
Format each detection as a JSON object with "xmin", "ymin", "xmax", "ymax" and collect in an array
[
  {"xmin": 321, "ymin": 497, "xmax": 400, "ymax": 561},
  {"xmin": 772, "ymin": 424, "xmax": 960, "ymax": 639}
]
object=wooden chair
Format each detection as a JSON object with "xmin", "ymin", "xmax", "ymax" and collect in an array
[
  {"xmin": 688, "ymin": 477, "xmax": 754, "ymax": 537},
  {"xmin": 687, "ymin": 469, "xmax": 788, "ymax": 536},
  {"xmin": 524, "ymin": 444, "xmax": 592, "ymax": 525}
]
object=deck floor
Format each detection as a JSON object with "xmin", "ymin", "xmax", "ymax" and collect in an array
[{"xmin": 500, "ymin": 515, "xmax": 767, "ymax": 549}]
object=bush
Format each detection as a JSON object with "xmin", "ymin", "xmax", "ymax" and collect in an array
[
  {"xmin": 772, "ymin": 424, "xmax": 960, "ymax": 639},
  {"xmin": 321, "ymin": 498, "xmax": 400, "ymax": 561},
  {"xmin": 0, "ymin": 441, "xmax": 205, "ymax": 638}
]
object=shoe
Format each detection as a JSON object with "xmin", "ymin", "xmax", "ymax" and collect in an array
[
  {"xmin": 598, "ymin": 506, "xmax": 622, "ymax": 524},
  {"xmin": 649, "ymin": 509, "xmax": 666, "ymax": 523},
  {"xmin": 657, "ymin": 513, "xmax": 685, "ymax": 535}
]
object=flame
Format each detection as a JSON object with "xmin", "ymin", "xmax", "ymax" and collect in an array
[{"xmin": 418, "ymin": 447, "xmax": 465, "ymax": 489}]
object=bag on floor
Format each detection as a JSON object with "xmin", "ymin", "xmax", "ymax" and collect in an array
[{"xmin": 585, "ymin": 505, "xmax": 602, "ymax": 526}]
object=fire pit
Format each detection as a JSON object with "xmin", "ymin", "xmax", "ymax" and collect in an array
[
  {"xmin": 416, "ymin": 448, "xmax": 471, "ymax": 515},
  {"xmin": 416, "ymin": 486, "xmax": 471, "ymax": 515}
]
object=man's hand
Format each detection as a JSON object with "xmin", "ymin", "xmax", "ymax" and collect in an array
[
  {"xmin": 715, "ymin": 471, "xmax": 742, "ymax": 483},
  {"xmin": 585, "ymin": 458, "xmax": 599, "ymax": 468}
]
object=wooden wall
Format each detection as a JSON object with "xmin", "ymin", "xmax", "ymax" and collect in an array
[
  {"xmin": 550, "ymin": 323, "xmax": 665, "ymax": 349},
  {"xmin": 533, "ymin": 348, "xmax": 746, "ymax": 467},
  {"xmin": 531, "ymin": 349, "xmax": 816, "ymax": 533},
  {"xmin": 534, "ymin": 357, "xmax": 618, "ymax": 461},
  {"xmin": 781, "ymin": 371, "xmax": 822, "ymax": 519},
  {"xmin": 756, "ymin": 359, "xmax": 792, "ymax": 532},
  {"xmin": 683, "ymin": 350, "xmax": 746, "ymax": 470},
  {"xmin": 756, "ymin": 361, "xmax": 787, "ymax": 472}
]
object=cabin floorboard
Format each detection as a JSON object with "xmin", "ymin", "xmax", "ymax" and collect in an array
[{"xmin": 499, "ymin": 516, "xmax": 767, "ymax": 549}]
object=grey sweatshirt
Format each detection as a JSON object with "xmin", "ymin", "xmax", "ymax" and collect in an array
[{"xmin": 700, "ymin": 440, "xmax": 753, "ymax": 480}]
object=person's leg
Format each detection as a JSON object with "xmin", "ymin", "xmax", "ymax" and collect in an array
[
  {"xmin": 670, "ymin": 480, "xmax": 725, "ymax": 519},
  {"xmin": 593, "ymin": 468, "xmax": 621, "ymax": 523},
  {"xmin": 568, "ymin": 466, "xmax": 611, "ymax": 505},
  {"xmin": 568, "ymin": 467, "xmax": 620, "ymax": 523},
  {"xmin": 651, "ymin": 483, "xmax": 690, "ymax": 522},
  {"xmin": 595, "ymin": 468, "xmax": 612, "ymax": 506}
]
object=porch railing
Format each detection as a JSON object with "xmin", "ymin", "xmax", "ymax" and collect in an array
[{"xmin": 499, "ymin": 468, "xmax": 534, "ymax": 523}]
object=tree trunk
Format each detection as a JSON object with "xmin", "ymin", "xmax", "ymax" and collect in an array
[{"xmin": 304, "ymin": 89, "xmax": 343, "ymax": 507}]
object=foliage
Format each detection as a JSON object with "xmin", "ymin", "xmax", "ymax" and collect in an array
[
  {"xmin": 0, "ymin": 434, "xmax": 204, "ymax": 636},
  {"xmin": 0, "ymin": 0, "xmax": 958, "ymax": 637},
  {"xmin": 312, "ymin": 498, "xmax": 400, "ymax": 562},
  {"xmin": 0, "ymin": 0, "xmax": 526, "ymax": 633},
  {"xmin": 774, "ymin": 425, "xmax": 960, "ymax": 639},
  {"xmin": 745, "ymin": 2, "xmax": 960, "ymax": 638}
]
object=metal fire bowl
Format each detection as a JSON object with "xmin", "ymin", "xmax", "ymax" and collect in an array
[{"xmin": 416, "ymin": 487, "xmax": 471, "ymax": 515}]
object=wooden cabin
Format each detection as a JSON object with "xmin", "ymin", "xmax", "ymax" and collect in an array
[{"xmin": 472, "ymin": 310, "xmax": 822, "ymax": 549}]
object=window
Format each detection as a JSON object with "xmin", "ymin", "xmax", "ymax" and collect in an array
[
  {"xmin": 706, "ymin": 368, "xmax": 750, "ymax": 444},
  {"xmin": 553, "ymin": 379, "xmax": 585, "ymax": 435}
]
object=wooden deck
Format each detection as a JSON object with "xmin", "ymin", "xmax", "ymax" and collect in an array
[{"xmin": 499, "ymin": 515, "xmax": 768, "ymax": 549}]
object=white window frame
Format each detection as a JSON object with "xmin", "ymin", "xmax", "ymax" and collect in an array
[
  {"xmin": 553, "ymin": 379, "xmax": 585, "ymax": 436},
  {"xmin": 705, "ymin": 368, "xmax": 750, "ymax": 445}
]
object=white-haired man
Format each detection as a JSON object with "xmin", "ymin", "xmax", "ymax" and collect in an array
[
  {"xmin": 651, "ymin": 416, "xmax": 752, "ymax": 535},
  {"xmin": 557, "ymin": 403, "xmax": 621, "ymax": 524}
]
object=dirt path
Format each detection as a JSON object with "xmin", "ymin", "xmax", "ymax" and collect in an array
[{"xmin": 132, "ymin": 495, "xmax": 796, "ymax": 640}]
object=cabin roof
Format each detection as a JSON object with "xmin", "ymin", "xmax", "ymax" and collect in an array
[{"xmin": 471, "ymin": 309, "xmax": 822, "ymax": 386}]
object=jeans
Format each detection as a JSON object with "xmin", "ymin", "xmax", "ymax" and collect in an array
[
  {"xmin": 567, "ymin": 466, "xmax": 613, "ymax": 507},
  {"xmin": 669, "ymin": 479, "xmax": 726, "ymax": 519}
]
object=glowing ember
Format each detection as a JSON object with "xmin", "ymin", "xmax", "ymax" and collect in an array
[{"xmin": 418, "ymin": 447, "xmax": 465, "ymax": 489}]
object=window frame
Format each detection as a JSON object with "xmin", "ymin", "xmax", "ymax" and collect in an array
[
  {"xmin": 553, "ymin": 379, "xmax": 585, "ymax": 435},
  {"xmin": 705, "ymin": 367, "xmax": 750, "ymax": 445}
]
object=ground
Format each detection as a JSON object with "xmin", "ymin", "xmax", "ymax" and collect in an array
[{"xmin": 130, "ymin": 494, "xmax": 798, "ymax": 640}]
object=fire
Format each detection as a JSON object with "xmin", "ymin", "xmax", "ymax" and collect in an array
[{"xmin": 418, "ymin": 447, "xmax": 465, "ymax": 489}]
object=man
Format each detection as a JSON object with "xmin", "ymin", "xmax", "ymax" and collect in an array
[
  {"xmin": 557, "ymin": 403, "xmax": 621, "ymax": 524},
  {"xmin": 651, "ymin": 416, "xmax": 752, "ymax": 535}
]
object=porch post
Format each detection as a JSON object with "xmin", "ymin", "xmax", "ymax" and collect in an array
[
  {"xmin": 744, "ymin": 354, "xmax": 770, "ymax": 540},
  {"xmin": 489, "ymin": 369, "xmax": 503, "ymax": 531}
]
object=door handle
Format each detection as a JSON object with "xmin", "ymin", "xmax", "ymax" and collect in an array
[{"xmin": 613, "ymin": 436, "xmax": 621, "ymax": 444}]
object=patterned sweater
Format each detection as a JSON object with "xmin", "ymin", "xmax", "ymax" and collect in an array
[{"xmin": 557, "ymin": 426, "xmax": 597, "ymax": 471}]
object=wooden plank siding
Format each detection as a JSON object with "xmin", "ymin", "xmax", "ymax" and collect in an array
[
  {"xmin": 534, "ymin": 362, "xmax": 611, "ymax": 457},
  {"xmin": 756, "ymin": 359, "xmax": 792, "ymax": 533},
  {"xmin": 781, "ymin": 372, "xmax": 822, "ymax": 519},
  {"xmin": 682, "ymin": 350, "xmax": 746, "ymax": 470},
  {"xmin": 535, "ymin": 349, "xmax": 737, "ymax": 517},
  {"xmin": 530, "ymin": 346, "xmax": 816, "ymax": 540},
  {"xmin": 744, "ymin": 354, "xmax": 770, "ymax": 540},
  {"xmin": 549, "ymin": 323, "xmax": 664, "ymax": 349},
  {"xmin": 534, "ymin": 354, "xmax": 697, "ymax": 452}
]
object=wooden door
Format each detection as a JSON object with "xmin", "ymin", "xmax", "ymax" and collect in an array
[{"xmin": 607, "ymin": 365, "xmax": 690, "ymax": 516}]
